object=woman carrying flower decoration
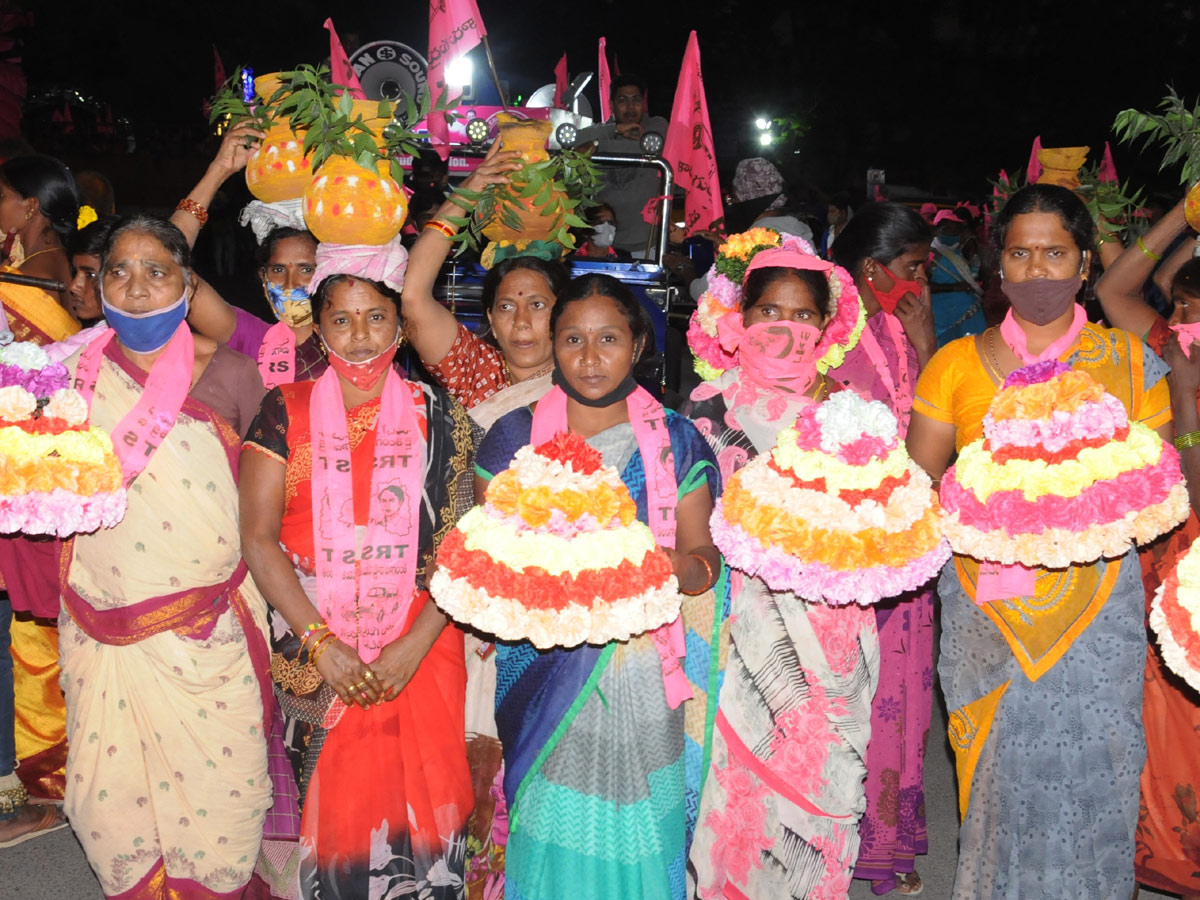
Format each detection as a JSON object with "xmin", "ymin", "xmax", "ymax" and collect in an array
[
  {"xmin": 55, "ymin": 215, "xmax": 274, "ymax": 897},
  {"xmin": 1094, "ymin": 190, "xmax": 1200, "ymax": 900},
  {"xmin": 682, "ymin": 235, "xmax": 888, "ymax": 898},
  {"xmin": 473, "ymin": 273, "xmax": 724, "ymax": 900},
  {"xmin": 907, "ymin": 183, "xmax": 1178, "ymax": 899},
  {"xmin": 828, "ymin": 203, "xmax": 936, "ymax": 896},
  {"xmin": 240, "ymin": 246, "xmax": 476, "ymax": 900}
]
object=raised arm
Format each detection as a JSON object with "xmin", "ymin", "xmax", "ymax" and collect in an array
[
  {"xmin": 1095, "ymin": 196, "xmax": 1190, "ymax": 338},
  {"xmin": 401, "ymin": 143, "xmax": 522, "ymax": 365},
  {"xmin": 187, "ymin": 277, "xmax": 240, "ymax": 343},
  {"xmin": 171, "ymin": 121, "xmax": 263, "ymax": 248}
]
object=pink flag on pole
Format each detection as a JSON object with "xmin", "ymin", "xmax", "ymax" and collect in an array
[
  {"xmin": 212, "ymin": 45, "xmax": 226, "ymax": 91},
  {"xmin": 1098, "ymin": 141, "xmax": 1119, "ymax": 184},
  {"xmin": 553, "ymin": 53, "xmax": 568, "ymax": 109},
  {"xmin": 1026, "ymin": 135, "xmax": 1044, "ymax": 184},
  {"xmin": 324, "ymin": 18, "xmax": 365, "ymax": 99},
  {"xmin": 598, "ymin": 37, "xmax": 612, "ymax": 123},
  {"xmin": 427, "ymin": 0, "xmax": 487, "ymax": 160},
  {"xmin": 663, "ymin": 31, "xmax": 724, "ymax": 235}
]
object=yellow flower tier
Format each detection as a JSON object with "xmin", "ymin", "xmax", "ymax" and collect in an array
[{"xmin": 430, "ymin": 432, "xmax": 679, "ymax": 648}]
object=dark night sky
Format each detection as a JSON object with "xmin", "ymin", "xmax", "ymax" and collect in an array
[{"xmin": 21, "ymin": 0, "xmax": 1200, "ymax": 201}]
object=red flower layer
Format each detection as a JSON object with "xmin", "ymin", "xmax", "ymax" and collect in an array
[
  {"xmin": 985, "ymin": 424, "xmax": 1129, "ymax": 464},
  {"xmin": 534, "ymin": 431, "xmax": 603, "ymax": 475},
  {"xmin": 436, "ymin": 528, "xmax": 673, "ymax": 611},
  {"xmin": 765, "ymin": 455, "xmax": 911, "ymax": 506},
  {"xmin": 16, "ymin": 416, "xmax": 86, "ymax": 436},
  {"xmin": 1161, "ymin": 573, "xmax": 1200, "ymax": 672}
]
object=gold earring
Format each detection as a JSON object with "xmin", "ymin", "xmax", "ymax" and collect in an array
[{"xmin": 23, "ymin": 210, "xmax": 32, "ymax": 221}]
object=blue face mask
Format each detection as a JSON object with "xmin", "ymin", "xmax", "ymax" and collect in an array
[
  {"xmin": 939, "ymin": 234, "xmax": 962, "ymax": 249},
  {"xmin": 102, "ymin": 291, "xmax": 189, "ymax": 353},
  {"xmin": 264, "ymin": 281, "xmax": 313, "ymax": 326}
]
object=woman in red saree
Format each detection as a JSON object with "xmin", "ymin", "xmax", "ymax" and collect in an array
[{"xmin": 241, "ymin": 244, "xmax": 475, "ymax": 899}]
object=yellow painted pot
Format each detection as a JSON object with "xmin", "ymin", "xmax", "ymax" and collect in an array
[
  {"xmin": 303, "ymin": 156, "xmax": 408, "ymax": 245},
  {"xmin": 245, "ymin": 122, "xmax": 311, "ymax": 203}
]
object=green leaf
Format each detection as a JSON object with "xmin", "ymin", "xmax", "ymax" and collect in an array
[
  {"xmin": 563, "ymin": 213, "xmax": 588, "ymax": 228},
  {"xmin": 377, "ymin": 99, "xmax": 392, "ymax": 119}
]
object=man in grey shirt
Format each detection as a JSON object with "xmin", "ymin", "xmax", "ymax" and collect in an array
[{"xmin": 576, "ymin": 75, "xmax": 669, "ymax": 258}]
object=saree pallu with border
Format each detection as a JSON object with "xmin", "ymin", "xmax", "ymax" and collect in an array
[
  {"xmin": 0, "ymin": 277, "xmax": 80, "ymax": 799},
  {"xmin": 58, "ymin": 347, "xmax": 273, "ymax": 899},
  {"xmin": 482, "ymin": 409, "xmax": 727, "ymax": 900},
  {"xmin": 244, "ymin": 380, "xmax": 478, "ymax": 900}
]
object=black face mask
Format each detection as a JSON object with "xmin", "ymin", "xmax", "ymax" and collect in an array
[
  {"xmin": 1000, "ymin": 274, "xmax": 1083, "ymax": 326},
  {"xmin": 552, "ymin": 365, "xmax": 639, "ymax": 408}
]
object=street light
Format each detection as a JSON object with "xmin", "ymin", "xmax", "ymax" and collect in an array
[
  {"xmin": 755, "ymin": 116, "xmax": 770, "ymax": 131},
  {"xmin": 759, "ymin": 132, "xmax": 773, "ymax": 147}
]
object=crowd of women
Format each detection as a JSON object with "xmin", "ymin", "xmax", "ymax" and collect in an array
[{"xmin": 0, "ymin": 119, "xmax": 1198, "ymax": 900}]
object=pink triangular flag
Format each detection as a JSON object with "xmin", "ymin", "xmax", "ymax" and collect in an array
[
  {"xmin": 598, "ymin": 37, "xmax": 612, "ymax": 123},
  {"xmin": 553, "ymin": 54, "xmax": 568, "ymax": 109},
  {"xmin": 1026, "ymin": 136, "xmax": 1043, "ymax": 184},
  {"xmin": 1098, "ymin": 141, "xmax": 1119, "ymax": 184},
  {"xmin": 324, "ymin": 18, "xmax": 365, "ymax": 99},
  {"xmin": 662, "ymin": 32, "xmax": 725, "ymax": 236},
  {"xmin": 212, "ymin": 45, "xmax": 226, "ymax": 91},
  {"xmin": 427, "ymin": 0, "xmax": 487, "ymax": 160}
]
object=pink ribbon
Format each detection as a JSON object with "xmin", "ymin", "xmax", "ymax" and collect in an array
[
  {"xmin": 999, "ymin": 303, "xmax": 1087, "ymax": 364},
  {"xmin": 531, "ymin": 385, "xmax": 694, "ymax": 709},
  {"xmin": 74, "ymin": 324, "xmax": 194, "ymax": 487}
]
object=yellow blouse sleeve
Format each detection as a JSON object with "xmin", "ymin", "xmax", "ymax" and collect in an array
[{"xmin": 913, "ymin": 338, "xmax": 967, "ymax": 425}]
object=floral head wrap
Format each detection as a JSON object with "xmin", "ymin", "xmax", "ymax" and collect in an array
[{"xmin": 686, "ymin": 227, "xmax": 865, "ymax": 381}]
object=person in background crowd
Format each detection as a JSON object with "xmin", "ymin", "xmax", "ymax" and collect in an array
[
  {"xmin": 929, "ymin": 208, "xmax": 986, "ymax": 346},
  {"xmin": 0, "ymin": 152, "xmax": 80, "ymax": 848},
  {"xmin": 830, "ymin": 203, "xmax": 936, "ymax": 895},
  {"xmin": 576, "ymin": 75, "xmax": 670, "ymax": 257},
  {"xmin": 1094, "ymin": 191, "xmax": 1200, "ymax": 900},
  {"xmin": 574, "ymin": 202, "xmax": 633, "ymax": 261},
  {"xmin": 821, "ymin": 191, "xmax": 854, "ymax": 258}
]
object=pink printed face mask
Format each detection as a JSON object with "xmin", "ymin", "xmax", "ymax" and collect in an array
[{"xmin": 720, "ymin": 317, "xmax": 822, "ymax": 394}]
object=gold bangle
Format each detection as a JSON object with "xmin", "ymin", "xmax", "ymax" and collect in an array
[
  {"xmin": 307, "ymin": 632, "xmax": 337, "ymax": 665},
  {"xmin": 176, "ymin": 197, "xmax": 209, "ymax": 227},
  {"xmin": 1175, "ymin": 430, "xmax": 1200, "ymax": 450},
  {"xmin": 681, "ymin": 553, "xmax": 716, "ymax": 596},
  {"xmin": 1137, "ymin": 235, "xmax": 1163, "ymax": 262},
  {"xmin": 423, "ymin": 219, "xmax": 456, "ymax": 240}
]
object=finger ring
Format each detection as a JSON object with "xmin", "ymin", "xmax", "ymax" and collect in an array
[
  {"xmin": 352, "ymin": 681, "xmax": 368, "ymax": 691},
  {"xmin": 362, "ymin": 670, "xmax": 378, "ymax": 682}
]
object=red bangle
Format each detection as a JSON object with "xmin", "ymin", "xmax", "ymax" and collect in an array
[
  {"xmin": 176, "ymin": 198, "xmax": 209, "ymax": 227},
  {"xmin": 423, "ymin": 218, "xmax": 456, "ymax": 240},
  {"xmin": 682, "ymin": 553, "xmax": 716, "ymax": 596}
]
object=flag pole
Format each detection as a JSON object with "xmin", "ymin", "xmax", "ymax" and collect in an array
[{"xmin": 481, "ymin": 35, "xmax": 508, "ymax": 109}]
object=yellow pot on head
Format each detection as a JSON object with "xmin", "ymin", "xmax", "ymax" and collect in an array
[
  {"xmin": 1185, "ymin": 182, "xmax": 1200, "ymax": 231},
  {"xmin": 303, "ymin": 156, "xmax": 408, "ymax": 245},
  {"xmin": 245, "ymin": 122, "xmax": 312, "ymax": 203},
  {"xmin": 481, "ymin": 114, "xmax": 559, "ymax": 244},
  {"xmin": 1036, "ymin": 146, "xmax": 1090, "ymax": 190}
]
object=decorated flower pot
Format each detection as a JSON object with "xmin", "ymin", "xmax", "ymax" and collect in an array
[
  {"xmin": 245, "ymin": 122, "xmax": 312, "ymax": 203},
  {"xmin": 482, "ymin": 114, "xmax": 559, "ymax": 245},
  {"xmin": 303, "ymin": 156, "xmax": 408, "ymax": 245}
]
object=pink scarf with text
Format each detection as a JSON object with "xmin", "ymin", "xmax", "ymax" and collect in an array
[
  {"xmin": 532, "ymin": 385, "xmax": 694, "ymax": 708},
  {"xmin": 858, "ymin": 312, "xmax": 912, "ymax": 436},
  {"xmin": 74, "ymin": 323, "xmax": 194, "ymax": 487},
  {"xmin": 309, "ymin": 368, "xmax": 426, "ymax": 667},
  {"xmin": 257, "ymin": 321, "xmax": 297, "ymax": 389}
]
